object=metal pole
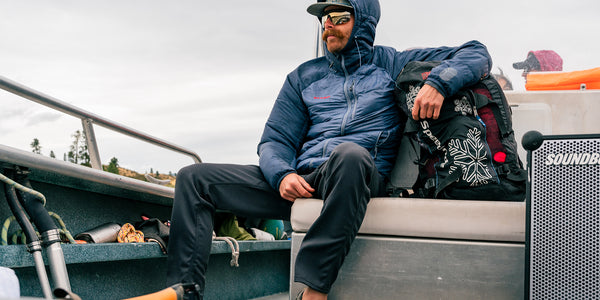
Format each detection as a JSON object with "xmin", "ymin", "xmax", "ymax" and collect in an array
[
  {"xmin": 315, "ymin": 21, "xmax": 324, "ymax": 58},
  {"xmin": 81, "ymin": 118, "xmax": 102, "ymax": 170},
  {"xmin": 42, "ymin": 230, "xmax": 71, "ymax": 292},
  {"xmin": 0, "ymin": 144, "xmax": 175, "ymax": 200},
  {"xmin": 10, "ymin": 171, "xmax": 72, "ymax": 293},
  {"xmin": 32, "ymin": 248, "xmax": 53, "ymax": 299},
  {"xmin": 1, "ymin": 174, "xmax": 53, "ymax": 299},
  {"xmin": 0, "ymin": 76, "xmax": 202, "ymax": 164}
]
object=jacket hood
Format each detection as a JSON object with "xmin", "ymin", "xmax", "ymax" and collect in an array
[{"xmin": 325, "ymin": 0, "xmax": 380, "ymax": 74}]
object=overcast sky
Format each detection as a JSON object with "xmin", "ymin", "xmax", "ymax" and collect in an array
[{"xmin": 1, "ymin": 0, "xmax": 599, "ymax": 174}]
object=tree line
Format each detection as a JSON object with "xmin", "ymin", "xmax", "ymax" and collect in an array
[{"xmin": 29, "ymin": 130, "xmax": 154, "ymax": 176}]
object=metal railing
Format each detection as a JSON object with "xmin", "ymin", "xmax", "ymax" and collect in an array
[
  {"xmin": 0, "ymin": 143, "xmax": 175, "ymax": 200},
  {"xmin": 314, "ymin": 21, "xmax": 325, "ymax": 58},
  {"xmin": 0, "ymin": 75, "xmax": 202, "ymax": 170}
]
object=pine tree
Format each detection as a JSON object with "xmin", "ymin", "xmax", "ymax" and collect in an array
[
  {"xmin": 78, "ymin": 131, "xmax": 91, "ymax": 167},
  {"xmin": 68, "ymin": 131, "xmax": 81, "ymax": 164},
  {"xmin": 106, "ymin": 157, "xmax": 119, "ymax": 174},
  {"xmin": 30, "ymin": 138, "xmax": 42, "ymax": 154},
  {"xmin": 67, "ymin": 130, "xmax": 91, "ymax": 167}
]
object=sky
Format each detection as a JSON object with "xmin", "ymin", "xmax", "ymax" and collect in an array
[{"xmin": 1, "ymin": 0, "xmax": 599, "ymax": 175}]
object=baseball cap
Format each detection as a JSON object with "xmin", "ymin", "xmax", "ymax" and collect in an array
[
  {"xmin": 513, "ymin": 50, "xmax": 563, "ymax": 72},
  {"xmin": 307, "ymin": 0, "xmax": 354, "ymax": 18}
]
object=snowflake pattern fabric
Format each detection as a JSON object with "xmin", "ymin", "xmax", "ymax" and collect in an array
[
  {"xmin": 405, "ymin": 85, "xmax": 420, "ymax": 111},
  {"xmin": 453, "ymin": 96, "xmax": 473, "ymax": 116},
  {"xmin": 448, "ymin": 127, "xmax": 493, "ymax": 186}
]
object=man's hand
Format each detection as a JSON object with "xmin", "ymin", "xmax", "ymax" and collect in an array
[
  {"xmin": 411, "ymin": 84, "xmax": 445, "ymax": 120},
  {"xmin": 279, "ymin": 173, "xmax": 315, "ymax": 202}
]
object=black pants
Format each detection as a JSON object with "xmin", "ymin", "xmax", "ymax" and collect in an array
[{"xmin": 166, "ymin": 143, "xmax": 386, "ymax": 297}]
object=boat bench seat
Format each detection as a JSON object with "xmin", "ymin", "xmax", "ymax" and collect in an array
[
  {"xmin": 291, "ymin": 197, "xmax": 525, "ymax": 242},
  {"xmin": 289, "ymin": 197, "xmax": 526, "ymax": 299}
]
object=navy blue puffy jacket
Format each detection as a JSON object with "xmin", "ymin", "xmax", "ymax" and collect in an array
[{"xmin": 258, "ymin": 0, "xmax": 492, "ymax": 190}]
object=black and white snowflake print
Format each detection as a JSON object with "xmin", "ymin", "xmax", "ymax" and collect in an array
[
  {"xmin": 453, "ymin": 96, "xmax": 473, "ymax": 116},
  {"xmin": 405, "ymin": 85, "xmax": 420, "ymax": 111},
  {"xmin": 448, "ymin": 127, "xmax": 493, "ymax": 186}
]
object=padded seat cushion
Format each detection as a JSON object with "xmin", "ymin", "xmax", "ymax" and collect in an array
[{"xmin": 290, "ymin": 197, "xmax": 525, "ymax": 242}]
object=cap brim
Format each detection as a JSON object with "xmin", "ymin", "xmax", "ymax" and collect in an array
[
  {"xmin": 307, "ymin": 3, "xmax": 353, "ymax": 18},
  {"xmin": 512, "ymin": 61, "xmax": 527, "ymax": 70}
]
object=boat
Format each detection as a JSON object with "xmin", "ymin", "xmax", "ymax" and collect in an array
[
  {"xmin": 1, "ymin": 9, "xmax": 600, "ymax": 296},
  {"xmin": 2, "ymin": 71, "xmax": 599, "ymax": 299}
]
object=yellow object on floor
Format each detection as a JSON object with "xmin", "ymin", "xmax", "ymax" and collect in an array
[{"xmin": 117, "ymin": 223, "xmax": 144, "ymax": 243}]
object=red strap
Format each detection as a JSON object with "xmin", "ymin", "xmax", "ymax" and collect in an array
[{"xmin": 477, "ymin": 105, "xmax": 506, "ymax": 162}]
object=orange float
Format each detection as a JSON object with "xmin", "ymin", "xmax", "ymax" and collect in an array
[{"xmin": 525, "ymin": 67, "xmax": 600, "ymax": 91}]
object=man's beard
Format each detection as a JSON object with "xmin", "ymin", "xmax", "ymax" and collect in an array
[{"xmin": 322, "ymin": 29, "xmax": 344, "ymax": 41}]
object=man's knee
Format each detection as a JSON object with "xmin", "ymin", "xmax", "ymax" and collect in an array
[
  {"xmin": 175, "ymin": 163, "xmax": 214, "ymax": 188},
  {"xmin": 330, "ymin": 142, "xmax": 371, "ymax": 165},
  {"xmin": 174, "ymin": 164, "xmax": 217, "ymax": 208}
]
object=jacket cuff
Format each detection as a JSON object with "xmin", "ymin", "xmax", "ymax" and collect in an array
[
  {"xmin": 274, "ymin": 170, "xmax": 297, "ymax": 192},
  {"xmin": 424, "ymin": 80, "xmax": 447, "ymax": 99}
]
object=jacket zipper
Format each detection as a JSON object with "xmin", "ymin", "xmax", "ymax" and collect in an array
[
  {"xmin": 322, "ymin": 139, "xmax": 330, "ymax": 158},
  {"xmin": 340, "ymin": 55, "xmax": 354, "ymax": 136}
]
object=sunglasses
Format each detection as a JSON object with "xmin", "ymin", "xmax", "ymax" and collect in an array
[{"xmin": 321, "ymin": 11, "xmax": 352, "ymax": 26}]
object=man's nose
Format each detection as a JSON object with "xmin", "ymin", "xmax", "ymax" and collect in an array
[{"xmin": 323, "ymin": 17, "xmax": 334, "ymax": 29}]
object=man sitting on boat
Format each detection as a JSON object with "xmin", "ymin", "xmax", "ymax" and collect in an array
[{"xmin": 166, "ymin": 0, "xmax": 491, "ymax": 299}]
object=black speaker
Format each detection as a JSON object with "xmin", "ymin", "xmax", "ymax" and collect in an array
[{"xmin": 523, "ymin": 131, "xmax": 600, "ymax": 299}]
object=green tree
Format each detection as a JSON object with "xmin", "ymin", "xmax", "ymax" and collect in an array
[
  {"xmin": 49, "ymin": 150, "xmax": 56, "ymax": 158},
  {"xmin": 78, "ymin": 134, "xmax": 90, "ymax": 167},
  {"xmin": 68, "ymin": 130, "xmax": 91, "ymax": 167},
  {"xmin": 106, "ymin": 157, "xmax": 119, "ymax": 174},
  {"xmin": 67, "ymin": 130, "xmax": 81, "ymax": 164},
  {"xmin": 30, "ymin": 138, "xmax": 42, "ymax": 154}
]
